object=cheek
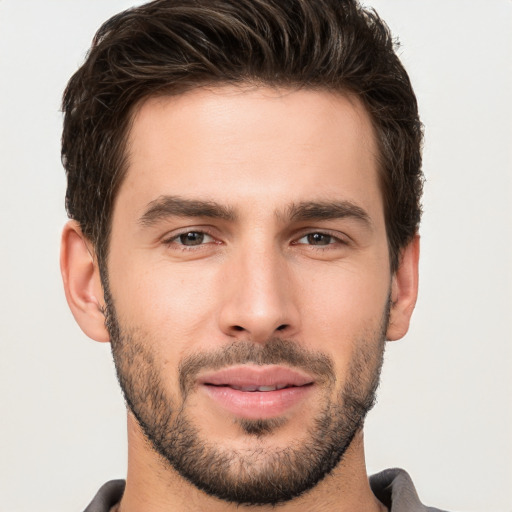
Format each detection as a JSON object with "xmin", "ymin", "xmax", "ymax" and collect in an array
[
  {"xmin": 297, "ymin": 262, "xmax": 390, "ymax": 365},
  {"xmin": 108, "ymin": 256, "xmax": 220, "ymax": 353}
]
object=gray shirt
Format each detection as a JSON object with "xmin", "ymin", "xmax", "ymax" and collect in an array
[{"xmin": 84, "ymin": 468, "xmax": 446, "ymax": 511}]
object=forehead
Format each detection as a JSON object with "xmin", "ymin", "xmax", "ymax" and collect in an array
[{"xmin": 119, "ymin": 85, "xmax": 382, "ymax": 222}]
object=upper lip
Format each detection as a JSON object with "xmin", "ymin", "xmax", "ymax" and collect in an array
[{"xmin": 198, "ymin": 365, "xmax": 314, "ymax": 390}]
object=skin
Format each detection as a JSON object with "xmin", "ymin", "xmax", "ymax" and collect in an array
[{"xmin": 61, "ymin": 86, "xmax": 419, "ymax": 512}]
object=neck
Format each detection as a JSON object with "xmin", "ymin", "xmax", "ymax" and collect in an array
[{"xmin": 117, "ymin": 414, "xmax": 386, "ymax": 512}]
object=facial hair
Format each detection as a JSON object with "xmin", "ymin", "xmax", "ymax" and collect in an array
[{"xmin": 104, "ymin": 285, "xmax": 388, "ymax": 506}]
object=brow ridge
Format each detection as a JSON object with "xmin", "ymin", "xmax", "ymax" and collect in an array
[
  {"xmin": 139, "ymin": 196, "xmax": 371, "ymax": 228},
  {"xmin": 285, "ymin": 200, "xmax": 372, "ymax": 225},
  {"xmin": 139, "ymin": 195, "xmax": 237, "ymax": 227}
]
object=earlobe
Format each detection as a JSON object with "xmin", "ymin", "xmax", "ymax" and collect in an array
[
  {"xmin": 60, "ymin": 220, "xmax": 110, "ymax": 343},
  {"xmin": 386, "ymin": 235, "xmax": 420, "ymax": 341}
]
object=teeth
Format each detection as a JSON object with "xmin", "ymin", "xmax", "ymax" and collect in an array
[{"xmin": 230, "ymin": 384, "xmax": 290, "ymax": 392}]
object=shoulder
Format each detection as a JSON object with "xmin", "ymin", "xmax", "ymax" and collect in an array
[
  {"xmin": 370, "ymin": 468, "xmax": 448, "ymax": 512},
  {"xmin": 83, "ymin": 480, "xmax": 125, "ymax": 512}
]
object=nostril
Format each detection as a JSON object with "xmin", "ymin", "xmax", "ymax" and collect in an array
[
  {"xmin": 233, "ymin": 325, "xmax": 245, "ymax": 332},
  {"xmin": 276, "ymin": 324, "xmax": 288, "ymax": 331}
]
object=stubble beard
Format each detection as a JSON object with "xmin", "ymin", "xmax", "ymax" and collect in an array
[{"xmin": 104, "ymin": 284, "xmax": 388, "ymax": 506}]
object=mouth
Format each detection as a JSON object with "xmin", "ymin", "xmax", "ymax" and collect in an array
[
  {"xmin": 212, "ymin": 383, "xmax": 294, "ymax": 392},
  {"xmin": 198, "ymin": 365, "xmax": 315, "ymax": 420}
]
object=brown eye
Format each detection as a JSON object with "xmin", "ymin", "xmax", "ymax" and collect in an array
[
  {"xmin": 304, "ymin": 233, "xmax": 334, "ymax": 246},
  {"xmin": 178, "ymin": 232, "xmax": 208, "ymax": 246}
]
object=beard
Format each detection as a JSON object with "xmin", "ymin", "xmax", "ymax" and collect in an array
[{"xmin": 104, "ymin": 285, "xmax": 388, "ymax": 506}]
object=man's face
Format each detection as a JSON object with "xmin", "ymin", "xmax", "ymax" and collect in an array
[{"xmin": 105, "ymin": 86, "xmax": 394, "ymax": 504}]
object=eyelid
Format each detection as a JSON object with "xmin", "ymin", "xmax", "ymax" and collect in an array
[
  {"xmin": 161, "ymin": 227, "xmax": 219, "ymax": 247},
  {"xmin": 292, "ymin": 229, "xmax": 350, "ymax": 246},
  {"xmin": 159, "ymin": 226, "xmax": 351, "ymax": 249}
]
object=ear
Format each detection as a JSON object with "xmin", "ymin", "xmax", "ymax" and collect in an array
[
  {"xmin": 60, "ymin": 220, "xmax": 110, "ymax": 343},
  {"xmin": 386, "ymin": 235, "xmax": 420, "ymax": 341}
]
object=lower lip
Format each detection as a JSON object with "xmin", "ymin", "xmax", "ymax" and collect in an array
[{"xmin": 202, "ymin": 384, "xmax": 314, "ymax": 419}]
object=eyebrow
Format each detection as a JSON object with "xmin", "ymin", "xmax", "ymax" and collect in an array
[
  {"xmin": 138, "ymin": 195, "xmax": 237, "ymax": 227},
  {"xmin": 285, "ymin": 200, "xmax": 372, "ymax": 226},
  {"xmin": 139, "ymin": 195, "xmax": 371, "ymax": 229}
]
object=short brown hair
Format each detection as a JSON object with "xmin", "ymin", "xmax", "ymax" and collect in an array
[{"xmin": 62, "ymin": 0, "xmax": 423, "ymax": 272}]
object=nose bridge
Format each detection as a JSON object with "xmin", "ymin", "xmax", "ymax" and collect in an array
[{"xmin": 218, "ymin": 236, "xmax": 298, "ymax": 341}]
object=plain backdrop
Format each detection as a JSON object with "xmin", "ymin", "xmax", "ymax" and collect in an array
[{"xmin": 0, "ymin": 1, "xmax": 511, "ymax": 511}]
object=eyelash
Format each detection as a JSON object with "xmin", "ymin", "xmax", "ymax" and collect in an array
[
  {"xmin": 162, "ymin": 229, "xmax": 217, "ymax": 250},
  {"xmin": 293, "ymin": 231, "xmax": 349, "ymax": 250},
  {"xmin": 162, "ymin": 229, "xmax": 349, "ymax": 251}
]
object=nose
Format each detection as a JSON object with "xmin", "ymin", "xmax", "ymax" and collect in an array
[{"xmin": 218, "ymin": 243, "xmax": 300, "ymax": 343}]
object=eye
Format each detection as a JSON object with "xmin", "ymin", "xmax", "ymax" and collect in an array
[
  {"xmin": 167, "ymin": 231, "xmax": 215, "ymax": 247},
  {"xmin": 296, "ymin": 232, "xmax": 338, "ymax": 246}
]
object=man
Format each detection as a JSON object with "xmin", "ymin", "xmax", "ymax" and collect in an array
[{"xmin": 60, "ymin": 0, "xmax": 443, "ymax": 510}]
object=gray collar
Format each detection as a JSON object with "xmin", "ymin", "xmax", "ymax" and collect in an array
[{"xmin": 370, "ymin": 468, "xmax": 446, "ymax": 512}]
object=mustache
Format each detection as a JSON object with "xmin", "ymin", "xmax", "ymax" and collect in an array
[{"xmin": 179, "ymin": 338, "xmax": 335, "ymax": 396}]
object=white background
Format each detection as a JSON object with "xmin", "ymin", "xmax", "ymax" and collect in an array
[{"xmin": 0, "ymin": 1, "xmax": 510, "ymax": 510}]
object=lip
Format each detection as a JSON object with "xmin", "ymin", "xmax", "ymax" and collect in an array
[{"xmin": 198, "ymin": 365, "xmax": 315, "ymax": 419}]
